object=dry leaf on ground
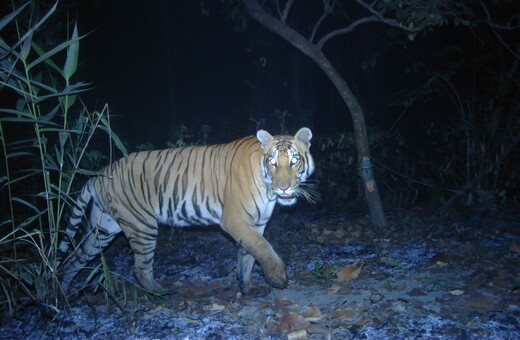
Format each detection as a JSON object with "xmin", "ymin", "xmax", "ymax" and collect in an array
[
  {"xmin": 287, "ymin": 328, "xmax": 307, "ymax": 340},
  {"xmin": 507, "ymin": 240, "xmax": 520, "ymax": 253},
  {"xmin": 274, "ymin": 295, "xmax": 298, "ymax": 314},
  {"xmin": 303, "ymin": 306, "xmax": 322, "ymax": 321},
  {"xmin": 279, "ymin": 313, "xmax": 310, "ymax": 332},
  {"xmin": 329, "ymin": 309, "xmax": 358, "ymax": 321},
  {"xmin": 337, "ymin": 263, "xmax": 364, "ymax": 282}
]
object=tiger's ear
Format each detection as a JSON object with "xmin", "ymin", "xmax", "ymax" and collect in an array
[
  {"xmin": 257, "ymin": 129, "xmax": 274, "ymax": 150},
  {"xmin": 294, "ymin": 127, "xmax": 312, "ymax": 148}
]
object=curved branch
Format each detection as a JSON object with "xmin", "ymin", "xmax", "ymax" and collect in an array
[
  {"xmin": 242, "ymin": 0, "xmax": 320, "ymax": 57},
  {"xmin": 310, "ymin": 0, "xmax": 334, "ymax": 43},
  {"xmin": 317, "ymin": 16, "xmax": 380, "ymax": 49},
  {"xmin": 478, "ymin": 0, "xmax": 520, "ymax": 60},
  {"xmin": 281, "ymin": 0, "xmax": 295, "ymax": 22},
  {"xmin": 353, "ymin": 0, "xmax": 405, "ymax": 29},
  {"xmin": 479, "ymin": 0, "xmax": 520, "ymax": 30}
]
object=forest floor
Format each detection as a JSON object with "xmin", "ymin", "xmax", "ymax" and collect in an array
[{"xmin": 1, "ymin": 204, "xmax": 520, "ymax": 339}]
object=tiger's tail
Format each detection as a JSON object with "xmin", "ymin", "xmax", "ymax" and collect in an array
[{"xmin": 57, "ymin": 179, "xmax": 94, "ymax": 281}]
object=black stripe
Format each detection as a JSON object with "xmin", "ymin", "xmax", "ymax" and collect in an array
[
  {"xmin": 158, "ymin": 189, "xmax": 163, "ymax": 216},
  {"xmin": 173, "ymin": 176, "xmax": 180, "ymax": 207},
  {"xmin": 167, "ymin": 197, "xmax": 173, "ymax": 219},
  {"xmin": 206, "ymin": 198, "xmax": 219, "ymax": 219},
  {"xmin": 240, "ymin": 201, "xmax": 255, "ymax": 222},
  {"xmin": 250, "ymin": 191, "xmax": 262, "ymax": 221},
  {"xmin": 181, "ymin": 200, "xmax": 188, "ymax": 219},
  {"xmin": 192, "ymin": 184, "xmax": 200, "ymax": 218}
]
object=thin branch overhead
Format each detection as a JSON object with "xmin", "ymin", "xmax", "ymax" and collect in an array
[
  {"xmin": 310, "ymin": 0, "xmax": 334, "ymax": 43},
  {"xmin": 353, "ymin": 0, "xmax": 403, "ymax": 28},
  {"xmin": 317, "ymin": 16, "xmax": 380, "ymax": 49},
  {"xmin": 281, "ymin": 0, "xmax": 295, "ymax": 23}
]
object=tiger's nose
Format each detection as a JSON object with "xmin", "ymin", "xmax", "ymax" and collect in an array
[{"xmin": 277, "ymin": 184, "xmax": 290, "ymax": 191}]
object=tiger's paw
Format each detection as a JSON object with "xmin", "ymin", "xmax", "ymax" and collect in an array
[
  {"xmin": 263, "ymin": 257, "xmax": 288, "ymax": 289},
  {"xmin": 136, "ymin": 274, "xmax": 168, "ymax": 294}
]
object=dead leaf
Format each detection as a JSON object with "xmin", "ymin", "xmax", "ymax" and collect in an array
[
  {"xmin": 396, "ymin": 283, "xmax": 407, "ymax": 291},
  {"xmin": 303, "ymin": 306, "xmax": 322, "ymax": 321},
  {"xmin": 279, "ymin": 313, "xmax": 310, "ymax": 332},
  {"xmin": 456, "ymin": 296, "xmax": 495, "ymax": 310},
  {"xmin": 507, "ymin": 240, "xmax": 520, "ymax": 253},
  {"xmin": 449, "ymin": 289, "xmax": 464, "ymax": 296},
  {"xmin": 203, "ymin": 303, "xmax": 225, "ymax": 311},
  {"xmin": 274, "ymin": 295, "xmax": 298, "ymax": 314},
  {"xmin": 409, "ymin": 288, "xmax": 428, "ymax": 296},
  {"xmin": 355, "ymin": 318, "xmax": 372, "ymax": 326},
  {"xmin": 287, "ymin": 328, "xmax": 307, "ymax": 340},
  {"xmin": 306, "ymin": 324, "xmax": 331, "ymax": 336},
  {"xmin": 326, "ymin": 283, "xmax": 343, "ymax": 294},
  {"xmin": 337, "ymin": 263, "xmax": 364, "ymax": 282},
  {"xmin": 334, "ymin": 229, "xmax": 347, "ymax": 238},
  {"xmin": 323, "ymin": 229, "xmax": 334, "ymax": 236},
  {"xmin": 331, "ymin": 309, "xmax": 358, "ymax": 321}
]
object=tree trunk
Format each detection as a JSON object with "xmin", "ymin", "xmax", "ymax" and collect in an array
[{"xmin": 242, "ymin": 0, "xmax": 387, "ymax": 226}]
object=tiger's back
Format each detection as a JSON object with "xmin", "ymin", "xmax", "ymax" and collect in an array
[
  {"xmin": 97, "ymin": 136, "xmax": 265, "ymax": 227},
  {"xmin": 59, "ymin": 128, "xmax": 314, "ymax": 294}
]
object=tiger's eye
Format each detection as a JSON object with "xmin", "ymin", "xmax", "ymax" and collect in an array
[
  {"xmin": 290, "ymin": 157, "xmax": 299, "ymax": 166},
  {"xmin": 269, "ymin": 157, "xmax": 277, "ymax": 166}
]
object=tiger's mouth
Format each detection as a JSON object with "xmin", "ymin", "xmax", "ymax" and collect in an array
[{"xmin": 279, "ymin": 193, "xmax": 294, "ymax": 199}]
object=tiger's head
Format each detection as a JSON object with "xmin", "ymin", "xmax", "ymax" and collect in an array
[{"xmin": 257, "ymin": 127, "xmax": 316, "ymax": 206}]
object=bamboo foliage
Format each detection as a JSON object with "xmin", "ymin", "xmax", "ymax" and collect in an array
[{"xmin": 0, "ymin": 2, "xmax": 126, "ymax": 315}]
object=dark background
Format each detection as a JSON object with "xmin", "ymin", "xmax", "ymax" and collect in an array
[
  {"xmin": 76, "ymin": 1, "xmax": 410, "ymax": 145},
  {"xmin": 3, "ymin": 0, "xmax": 520, "ymax": 208}
]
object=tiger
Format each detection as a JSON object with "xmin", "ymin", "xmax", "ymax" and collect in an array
[{"xmin": 58, "ymin": 127, "xmax": 315, "ymax": 295}]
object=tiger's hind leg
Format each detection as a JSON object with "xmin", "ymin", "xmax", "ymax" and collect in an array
[
  {"xmin": 117, "ymin": 215, "xmax": 164, "ymax": 292},
  {"xmin": 59, "ymin": 201, "xmax": 121, "ymax": 291}
]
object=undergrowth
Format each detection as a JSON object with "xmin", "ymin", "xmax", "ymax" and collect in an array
[{"xmin": 0, "ymin": 2, "xmax": 130, "ymax": 316}]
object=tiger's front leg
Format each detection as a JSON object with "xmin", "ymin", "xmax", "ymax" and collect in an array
[{"xmin": 222, "ymin": 211, "xmax": 287, "ymax": 294}]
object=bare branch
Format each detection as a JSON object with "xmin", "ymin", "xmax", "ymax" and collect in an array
[
  {"xmin": 242, "ymin": 0, "xmax": 320, "ymax": 58},
  {"xmin": 317, "ymin": 16, "xmax": 380, "ymax": 49},
  {"xmin": 281, "ymin": 0, "xmax": 295, "ymax": 22},
  {"xmin": 353, "ymin": 0, "xmax": 404, "ymax": 29},
  {"xmin": 276, "ymin": 0, "xmax": 282, "ymax": 19},
  {"xmin": 479, "ymin": 0, "xmax": 520, "ymax": 31},
  {"xmin": 478, "ymin": 0, "xmax": 520, "ymax": 60},
  {"xmin": 310, "ymin": 0, "xmax": 334, "ymax": 43}
]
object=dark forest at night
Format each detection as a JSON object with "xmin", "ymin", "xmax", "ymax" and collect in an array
[{"xmin": 1, "ymin": 1, "xmax": 519, "ymax": 338}]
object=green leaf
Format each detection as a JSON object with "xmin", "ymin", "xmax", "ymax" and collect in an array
[
  {"xmin": 0, "ymin": 2, "xmax": 29, "ymax": 31},
  {"xmin": 75, "ymin": 168, "xmax": 104, "ymax": 176},
  {"xmin": 39, "ymin": 104, "xmax": 61, "ymax": 123},
  {"xmin": 0, "ymin": 108, "xmax": 34, "ymax": 119},
  {"xmin": 6, "ymin": 151, "xmax": 33, "ymax": 158},
  {"xmin": 12, "ymin": 197, "xmax": 40, "ymax": 213},
  {"xmin": 39, "ymin": 127, "xmax": 84, "ymax": 134},
  {"xmin": 396, "ymin": 9, "xmax": 406, "ymax": 21},
  {"xmin": 454, "ymin": 17, "xmax": 460, "ymax": 26},
  {"xmin": 1, "ymin": 2, "xmax": 58, "ymax": 60},
  {"xmin": 31, "ymin": 41, "xmax": 63, "ymax": 75},
  {"xmin": 64, "ymin": 23, "xmax": 79, "ymax": 81},
  {"xmin": 59, "ymin": 132, "xmax": 70, "ymax": 152},
  {"xmin": 20, "ymin": 31, "xmax": 33, "ymax": 62},
  {"xmin": 99, "ymin": 125, "xmax": 128, "ymax": 158},
  {"xmin": 60, "ymin": 95, "xmax": 77, "ymax": 110},
  {"xmin": 26, "ymin": 34, "xmax": 84, "ymax": 72},
  {"xmin": 0, "ymin": 117, "xmax": 38, "ymax": 124}
]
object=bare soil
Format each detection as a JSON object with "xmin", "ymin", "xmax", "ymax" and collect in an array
[{"xmin": 1, "ymin": 205, "xmax": 520, "ymax": 339}]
